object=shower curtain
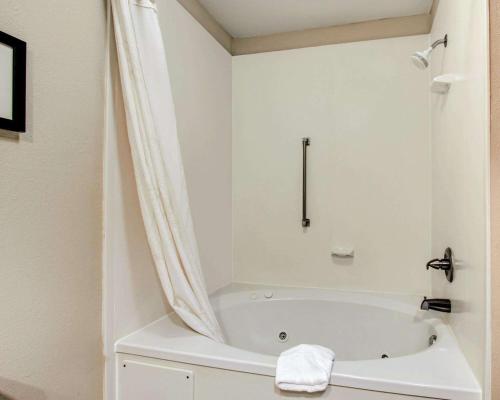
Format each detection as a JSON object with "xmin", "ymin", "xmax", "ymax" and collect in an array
[{"xmin": 110, "ymin": 0, "xmax": 224, "ymax": 343}]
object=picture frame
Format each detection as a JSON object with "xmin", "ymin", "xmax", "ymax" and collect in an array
[{"xmin": 0, "ymin": 31, "xmax": 26, "ymax": 133}]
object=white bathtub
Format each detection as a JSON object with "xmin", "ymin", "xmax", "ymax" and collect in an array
[{"xmin": 115, "ymin": 284, "xmax": 481, "ymax": 400}]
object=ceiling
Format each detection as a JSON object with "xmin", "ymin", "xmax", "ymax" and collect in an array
[{"xmin": 196, "ymin": 0, "xmax": 434, "ymax": 38}]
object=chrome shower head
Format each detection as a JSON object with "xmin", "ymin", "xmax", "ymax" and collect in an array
[
  {"xmin": 411, "ymin": 48, "xmax": 432, "ymax": 69},
  {"xmin": 411, "ymin": 34, "xmax": 448, "ymax": 70}
]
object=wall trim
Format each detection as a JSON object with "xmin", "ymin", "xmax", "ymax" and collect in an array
[
  {"xmin": 231, "ymin": 14, "xmax": 432, "ymax": 56},
  {"xmin": 177, "ymin": 0, "xmax": 437, "ymax": 56},
  {"xmin": 490, "ymin": 0, "xmax": 500, "ymax": 398},
  {"xmin": 430, "ymin": 0, "xmax": 440, "ymax": 26},
  {"xmin": 176, "ymin": 0, "xmax": 232, "ymax": 52}
]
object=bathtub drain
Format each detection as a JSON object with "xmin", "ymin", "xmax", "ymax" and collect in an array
[{"xmin": 278, "ymin": 331, "xmax": 288, "ymax": 342}]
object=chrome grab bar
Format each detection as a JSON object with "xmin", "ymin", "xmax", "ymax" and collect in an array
[{"xmin": 302, "ymin": 137, "xmax": 310, "ymax": 227}]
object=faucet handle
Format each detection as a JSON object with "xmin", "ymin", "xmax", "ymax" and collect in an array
[
  {"xmin": 426, "ymin": 258, "xmax": 451, "ymax": 270},
  {"xmin": 425, "ymin": 247, "xmax": 454, "ymax": 283}
]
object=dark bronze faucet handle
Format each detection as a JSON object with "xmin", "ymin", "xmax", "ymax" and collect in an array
[
  {"xmin": 425, "ymin": 248, "xmax": 454, "ymax": 283},
  {"xmin": 426, "ymin": 258, "xmax": 451, "ymax": 271}
]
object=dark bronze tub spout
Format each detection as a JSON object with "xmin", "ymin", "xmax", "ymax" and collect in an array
[{"xmin": 420, "ymin": 297, "xmax": 451, "ymax": 313}]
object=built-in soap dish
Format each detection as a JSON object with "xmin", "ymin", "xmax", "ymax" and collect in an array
[
  {"xmin": 331, "ymin": 246, "xmax": 354, "ymax": 258},
  {"xmin": 431, "ymin": 74, "xmax": 462, "ymax": 94}
]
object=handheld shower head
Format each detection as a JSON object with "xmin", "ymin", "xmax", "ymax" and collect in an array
[{"xmin": 411, "ymin": 34, "xmax": 448, "ymax": 70}]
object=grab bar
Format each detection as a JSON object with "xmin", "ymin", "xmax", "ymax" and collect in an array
[{"xmin": 302, "ymin": 137, "xmax": 310, "ymax": 227}]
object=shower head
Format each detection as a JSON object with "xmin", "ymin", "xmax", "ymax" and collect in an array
[
  {"xmin": 411, "ymin": 34, "xmax": 448, "ymax": 70},
  {"xmin": 411, "ymin": 48, "xmax": 432, "ymax": 69}
]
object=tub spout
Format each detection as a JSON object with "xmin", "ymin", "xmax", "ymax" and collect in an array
[{"xmin": 420, "ymin": 297, "xmax": 451, "ymax": 313}]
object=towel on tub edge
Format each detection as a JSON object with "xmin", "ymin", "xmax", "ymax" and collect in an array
[{"xmin": 275, "ymin": 344, "xmax": 335, "ymax": 393}]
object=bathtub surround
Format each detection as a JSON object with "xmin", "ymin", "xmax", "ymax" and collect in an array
[
  {"xmin": 233, "ymin": 35, "xmax": 432, "ymax": 295},
  {"xmin": 105, "ymin": 1, "xmax": 492, "ymax": 399},
  {"xmin": 429, "ymin": 0, "xmax": 490, "ymax": 386},
  {"xmin": 0, "ymin": 1, "xmax": 105, "ymax": 399}
]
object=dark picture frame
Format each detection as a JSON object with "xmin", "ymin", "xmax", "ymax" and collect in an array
[{"xmin": 0, "ymin": 31, "xmax": 26, "ymax": 132}]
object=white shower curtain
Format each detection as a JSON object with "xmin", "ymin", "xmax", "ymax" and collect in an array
[{"xmin": 110, "ymin": 0, "xmax": 224, "ymax": 343}]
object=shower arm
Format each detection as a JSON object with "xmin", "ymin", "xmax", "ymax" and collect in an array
[{"xmin": 431, "ymin": 34, "xmax": 448, "ymax": 49}]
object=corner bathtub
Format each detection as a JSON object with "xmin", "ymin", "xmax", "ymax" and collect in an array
[{"xmin": 115, "ymin": 284, "xmax": 481, "ymax": 400}]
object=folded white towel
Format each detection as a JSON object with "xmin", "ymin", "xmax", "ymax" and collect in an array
[{"xmin": 275, "ymin": 344, "xmax": 335, "ymax": 393}]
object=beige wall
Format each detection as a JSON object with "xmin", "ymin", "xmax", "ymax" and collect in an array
[
  {"xmin": 430, "ymin": 0, "xmax": 490, "ymax": 387},
  {"xmin": 0, "ymin": 1, "xmax": 106, "ymax": 399},
  {"xmin": 103, "ymin": 0, "xmax": 232, "ymax": 398},
  {"xmin": 490, "ymin": 1, "xmax": 500, "ymax": 398},
  {"xmin": 232, "ymin": 36, "xmax": 432, "ymax": 294}
]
